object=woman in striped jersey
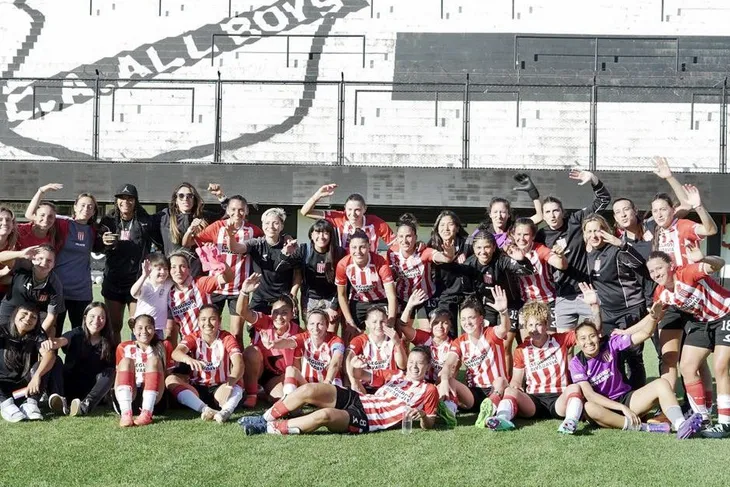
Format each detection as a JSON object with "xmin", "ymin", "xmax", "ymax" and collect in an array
[
  {"xmin": 240, "ymin": 346, "xmax": 438, "ymax": 436},
  {"xmin": 387, "ymin": 213, "xmax": 454, "ymax": 329},
  {"xmin": 648, "ymin": 249, "xmax": 730, "ymax": 438}
]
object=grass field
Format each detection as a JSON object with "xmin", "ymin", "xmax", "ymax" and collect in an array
[{"xmin": 1, "ymin": 286, "xmax": 729, "ymax": 486}]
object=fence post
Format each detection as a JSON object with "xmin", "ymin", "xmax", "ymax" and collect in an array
[
  {"xmin": 721, "ymin": 77, "xmax": 727, "ymax": 173},
  {"xmin": 214, "ymin": 72, "xmax": 222, "ymax": 163},
  {"xmin": 589, "ymin": 75, "xmax": 597, "ymax": 171},
  {"xmin": 462, "ymin": 73, "xmax": 470, "ymax": 169},
  {"xmin": 337, "ymin": 72, "xmax": 345, "ymax": 165},
  {"xmin": 92, "ymin": 70, "xmax": 100, "ymax": 160}
]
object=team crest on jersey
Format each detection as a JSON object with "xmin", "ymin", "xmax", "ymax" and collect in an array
[
  {"xmin": 317, "ymin": 262, "xmax": 326, "ymax": 273},
  {"xmin": 594, "ymin": 259, "xmax": 601, "ymax": 272},
  {"xmin": 602, "ymin": 350, "xmax": 612, "ymax": 362},
  {"xmin": 482, "ymin": 272, "xmax": 493, "ymax": 285},
  {"xmin": 77, "ymin": 231, "xmax": 85, "ymax": 241},
  {"xmin": 36, "ymin": 294, "xmax": 48, "ymax": 302}
]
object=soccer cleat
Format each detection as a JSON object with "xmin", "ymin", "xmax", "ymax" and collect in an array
[
  {"xmin": 486, "ymin": 416, "xmax": 515, "ymax": 432},
  {"xmin": 242, "ymin": 422, "xmax": 267, "ymax": 436},
  {"xmin": 436, "ymin": 400, "xmax": 457, "ymax": 430},
  {"xmin": 49, "ymin": 394, "xmax": 69, "ymax": 415},
  {"xmin": 676, "ymin": 413, "xmax": 703, "ymax": 440},
  {"xmin": 242, "ymin": 395, "xmax": 257, "ymax": 409},
  {"xmin": 214, "ymin": 409, "xmax": 233, "ymax": 424},
  {"xmin": 20, "ymin": 401, "xmax": 43, "ymax": 420},
  {"xmin": 474, "ymin": 398, "xmax": 494, "ymax": 429},
  {"xmin": 647, "ymin": 412, "xmax": 670, "ymax": 425},
  {"xmin": 557, "ymin": 418, "xmax": 578, "ymax": 435},
  {"xmin": 119, "ymin": 410, "xmax": 134, "ymax": 428},
  {"xmin": 643, "ymin": 422, "xmax": 671, "ymax": 434},
  {"xmin": 700, "ymin": 413, "xmax": 713, "ymax": 428},
  {"xmin": 238, "ymin": 415, "xmax": 267, "ymax": 429},
  {"xmin": 700, "ymin": 422, "xmax": 730, "ymax": 439},
  {"xmin": 200, "ymin": 406, "xmax": 218, "ymax": 421},
  {"xmin": 134, "ymin": 409, "xmax": 154, "ymax": 426},
  {"xmin": 1, "ymin": 403, "xmax": 26, "ymax": 423}
]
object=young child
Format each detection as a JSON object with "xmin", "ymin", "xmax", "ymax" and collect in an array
[
  {"xmin": 114, "ymin": 314, "xmax": 173, "ymax": 427},
  {"xmin": 131, "ymin": 253, "xmax": 173, "ymax": 340}
]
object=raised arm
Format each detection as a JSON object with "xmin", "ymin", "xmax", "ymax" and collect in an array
[
  {"xmin": 437, "ymin": 352, "xmax": 460, "ymax": 399},
  {"xmin": 569, "ymin": 169, "xmax": 611, "ymax": 222},
  {"xmin": 384, "ymin": 326, "xmax": 407, "ymax": 370},
  {"xmin": 0, "ymin": 246, "xmax": 40, "ymax": 264},
  {"xmin": 683, "ymin": 184, "xmax": 717, "ymax": 237},
  {"xmin": 486, "ymin": 286, "xmax": 511, "ymax": 340},
  {"xmin": 548, "ymin": 241, "xmax": 568, "ymax": 270},
  {"xmin": 270, "ymin": 337, "xmax": 298, "ymax": 349},
  {"xmin": 612, "ymin": 300, "xmax": 663, "ymax": 345},
  {"xmin": 235, "ymin": 273, "xmax": 262, "ymax": 324},
  {"xmin": 399, "ymin": 289, "xmax": 428, "ymax": 342},
  {"xmin": 652, "ymin": 156, "xmax": 689, "ymax": 207},
  {"xmin": 578, "ymin": 282, "xmax": 602, "ymax": 331},
  {"xmin": 300, "ymin": 183, "xmax": 337, "ymax": 219},
  {"xmin": 25, "ymin": 183, "xmax": 63, "ymax": 219},
  {"xmin": 130, "ymin": 259, "xmax": 151, "ymax": 300},
  {"xmin": 513, "ymin": 173, "xmax": 543, "ymax": 224}
]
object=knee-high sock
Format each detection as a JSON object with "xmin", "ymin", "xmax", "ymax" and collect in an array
[{"xmin": 115, "ymin": 370, "xmax": 135, "ymax": 414}]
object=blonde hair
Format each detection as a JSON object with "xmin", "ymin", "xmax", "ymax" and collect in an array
[
  {"xmin": 581, "ymin": 214, "xmax": 612, "ymax": 245},
  {"xmin": 519, "ymin": 301, "xmax": 551, "ymax": 327},
  {"xmin": 261, "ymin": 207, "xmax": 286, "ymax": 223}
]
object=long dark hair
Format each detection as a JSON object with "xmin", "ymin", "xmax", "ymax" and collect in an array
[
  {"xmin": 428, "ymin": 210, "xmax": 468, "ymax": 250},
  {"xmin": 169, "ymin": 182, "xmax": 205, "ymax": 245},
  {"xmin": 107, "ymin": 194, "xmax": 150, "ymax": 222},
  {"xmin": 82, "ymin": 302, "xmax": 115, "ymax": 362},
  {"xmin": 308, "ymin": 219, "xmax": 340, "ymax": 283},
  {"xmin": 132, "ymin": 314, "xmax": 168, "ymax": 369},
  {"xmin": 649, "ymin": 193, "xmax": 676, "ymax": 250},
  {"xmin": 612, "ymin": 197, "xmax": 644, "ymax": 241},
  {"xmin": 33, "ymin": 201, "xmax": 63, "ymax": 251},
  {"xmin": 73, "ymin": 193, "xmax": 100, "ymax": 227},
  {"xmin": 3, "ymin": 305, "xmax": 41, "ymax": 379}
]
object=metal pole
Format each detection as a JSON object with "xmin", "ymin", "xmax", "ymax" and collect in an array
[
  {"xmin": 589, "ymin": 75, "xmax": 597, "ymax": 171},
  {"xmin": 92, "ymin": 71, "xmax": 100, "ymax": 160},
  {"xmin": 337, "ymin": 72, "xmax": 345, "ymax": 165},
  {"xmin": 721, "ymin": 78, "xmax": 728, "ymax": 173},
  {"xmin": 462, "ymin": 74, "xmax": 470, "ymax": 169},
  {"xmin": 214, "ymin": 73, "xmax": 222, "ymax": 163}
]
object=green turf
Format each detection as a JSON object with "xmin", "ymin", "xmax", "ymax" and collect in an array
[{"xmin": 1, "ymin": 286, "xmax": 728, "ymax": 486}]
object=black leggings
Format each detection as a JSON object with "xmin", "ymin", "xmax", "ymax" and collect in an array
[
  {"xmin": 0, "ymin": 356, "xmax": 63, "ymax": 403},
  {"xmin": 55, "ymin": 299, "xmax": 92, "ymax": 338},
  {"xmin": 59, "ymin": 367, "xmax": 116, "ymax": 412}
]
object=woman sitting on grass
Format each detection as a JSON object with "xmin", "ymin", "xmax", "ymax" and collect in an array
[
  {"xmin": 114, "ymin": 314, "xmax": 172, "ymax": 428},
  {"xmin": 239, "ymin": 346, "xmax": 438, "ymax": 436},
  {"xmin": 569, "ymin": 287, "xmax": 703, "ymax": 439}
]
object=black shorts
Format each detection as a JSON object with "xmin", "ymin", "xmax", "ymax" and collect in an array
[
  {"xmin": 334, "ymin": 386, "xmax": 369, "ymax": 434},
  {"xmin": 683, "ymin": 316, "xmax": 730, "ymax": 351},
  {"xmin": 211, "ymin": 294, "xmax": 240, "ymax": 316},
  {"xmin": 350, "ymin": 300, "xmax": 387, "ymax": 331},
  {"xmin": 101, "ymin": 281, "xmax": 136, "ymax": 304},
  {"xmin": 528, "ymin": 392, "xmax": 562, "ymax": 419},
  {"xmin": 170, "ymin": 364, "xmax": 227, "ymax": 406},
  {"xmin": 659, "ymin": 306, "xmax": 690, "ymax": 331},
  {"xmin": 259, "ymin": 356, "xmax": 286, "ymax": 387},
  {"xmin": 113, "ymin": 386, "xmax": 168, "ymax": 415},
  {"xmin": 465, "ymin": 386, "xmax": 494, "ymax": 413},
  {"xmin": 483, "ymin": 307, "xmax": 520, "ymax": 334},
  {"xmin": 397, "ymin": 299, "xmax": 427, "ymax": 320},
  {"xmin": 615, "ymin": 391, "xmax": 634, "ymax": 408},
  {"xmin": 601, "ymin": 304, "xmax": 646, "ymax": 336}
]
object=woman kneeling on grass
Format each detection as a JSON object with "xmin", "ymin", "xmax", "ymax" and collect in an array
[
  {"xmin": 569, "ymin": 289, "xmax": 703, "ymax": 439},
  {"xmin": 166, "ymin": 305, "xmax": 244, "ymax": 423},
  {"xmin": 114, "ymin": 314, "xmax": 173, "ymax": 428},
  {"xmin": 0, "ymin": 305, "xmax": 61, "ymax": 422},
  {"xmin": 239, "ymin": 346, "xmax": 438, "ymax": 436}
]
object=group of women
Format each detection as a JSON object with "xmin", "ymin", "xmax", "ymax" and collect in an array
[{"xmin": 1, "ymin": 157, "xmax": 729, "ymax": 440}]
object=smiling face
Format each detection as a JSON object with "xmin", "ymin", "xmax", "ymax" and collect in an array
[
  {"xmin": 34, "ymin": 204, "xmax": 56, "ymax": 232},
  {"xmin": 344, "ymin": 200, "xmax": 366, "ymax": 226},
  {"xmin": 512, "ymin": 223, "xmax": 534, "ymax": 251},
  {"xmin": 349, "ymin": 237, "xmax": 370, "ymax": 266},
  {"xmin": 473, "ymin": 238, "xmax": 495, "ymax": 265},
  {"xmin": 576, "ymin": 324, "xmax": 601, "ymax": 358},
  {"xmin": 263, "ymin": 214, "xmax": 283, "ymax": 240},
  {"xmin": 405, "ymin": 350, "xmax": 430, "ymax": 382},
  {"xmin": 584, "ymin": 220, "xmax": 605, "ymax": 249},
  {"xmin": 14, "ymin": 308, "xmax": 38, "ymax": 336},
  {"xmin": 489, "ymin": 202, "xmax": 510, "ymax": 232},
  {"xmin": 116, "ymin": 196, "xmax": 136, "ymax": 217},
  {"xmin": 133, "ymin": 318, "xmax": 156, "ymax": 346},
  {"xmin": 271, "ymin": 300, "xmax": 293, "ymax": 333},
  {"xmin": 647, "ymin": 256, "xmax": 673, "ymax": 288},
  {"xmin": 365, "ymin": 309, "xmax": 388, "ymax": 340},
  {"xmin": 74, "ymin": 196, "xmax": 96, "ymax": 222},
  {"xmin": 150, "ymin": 263, "xmax": 169, "ymax": 284},
  {"xmin": 306, "ymin": 312, "xmax": 329, "ymax": 341},
  {"xmin": 310, "ymin": 229, "xmax": 331, "ymax": 252},
  {"xmin": 0, "ymin": 210, "xmax": 15, "ymax": 239},
  {"xmin": 430, "ymin": 313, "xmax": 451, "ymax": 340},
  {"xmin": 396, "ymin": 224, "xmax": 416, "ymax": 253},
  {"xmin": 612, "ymin": 200, "xmax": 637, "ymax": 230},
  {"xmin": 32, "ymin": 248, "xmax": 56, "ymax": 278},
  {"xmin": 460, "ymin": 307, "xmax": 483, "ymax": 337},
  {"xmin": 523, "ymin": 316, "xmax": 549, "ymax": 346},
  {"xmin": 227, "ymin": 198, "xmax": 248, "ymax": 227},
  {"xmin": 651, "ymin": 198, "xmax": 675, "ymax": 229},
  {"xmin": 170, "ymin": 255, "xmax": 190, "ymax": 285},
  {"xmin": 85, "ymin": 306, "xmax": 106, "ymax": 336},
  {"xmin": 198, "ymin": 307, "xmax": 220, "ymax": 339},
  {"xmin": 437, "ymin": 215, "xmax": 456, "ymax": 242},
  {"xmin": 175, "ymin": 185, "xmax": 196, "ymax": 213},
  {"xmin": 542, "ymin": 202, "xmax": 564, "ymax": 230}
]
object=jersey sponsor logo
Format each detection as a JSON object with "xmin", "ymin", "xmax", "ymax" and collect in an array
[
  {"xmin": 589, "ymin": 368, "xmax": 612, "ymax": 386},
  {"xmin": 368, "ymin": 358, "xmax": 391, "ymax": 370},
  {"xmin": 463, "ymin": 350, "xmax": 489, "ymax": 369},
  {"xmin": 354, "ymin": 284, "xmax": 375, "ymax": 293},
  {"xmin": 202, "ymin": 361, "xmax": 218, "ymax": 372},
  {"xmin": 380, "ymin": 380, "xmax": 416, "ymax": 403},
  {"xmin": 305, "ymin": 356, "xmax": 327, "ymax": 371},
  {"xmin": 529, "ymin": 352, "xmax": 558, "ymax": 372},
  {"xmin": 135, "ymin": 361, "xmax": 147, "ymax": 374},
  {"xmin": 170, "ymin": 300, "xmax": 196, "ymax": 316}
]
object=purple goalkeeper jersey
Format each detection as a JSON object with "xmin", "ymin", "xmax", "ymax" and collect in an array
[{"xmin": 569, "ymin": 334, "xmax": 632, "ymax": 400}]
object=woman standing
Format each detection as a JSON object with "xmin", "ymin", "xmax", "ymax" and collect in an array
[
  {"xmin": 99, "ymin": 184, "xmax": 159, "ymax": 344},
  {"xmin": 0, "ymin": 206, "xmax": 20, "ymax": 300}
]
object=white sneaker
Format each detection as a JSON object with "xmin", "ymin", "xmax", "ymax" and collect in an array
[
  {"xmin": 214, "ymin": 409, "xmax": 233, "ymax": 424},
  {"xmin": 20, "ymin": 400, "xmax": 43, "ymax": 420},
  {"xmin": 200, "ymin": 406, "xmax": 218, "ymax": 421},
  {"xmin": 1, "ymin": 402, "xmax": 26, "ymax": 423},
  {"xmin": 49, "ymin": 394, "xmax": 69, "ymax": 415}
]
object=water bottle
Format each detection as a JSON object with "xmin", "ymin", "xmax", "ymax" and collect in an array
[{"xmin": 401, "ymin": 407, "xmax": 413, "ymax": 434}]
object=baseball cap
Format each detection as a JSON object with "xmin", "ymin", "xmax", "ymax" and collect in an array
[{"xmin": 115, "ymin": 183, "xmax": 138, "ymax": 199}]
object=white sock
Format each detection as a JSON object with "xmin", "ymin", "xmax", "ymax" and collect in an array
[
  {"xmin": 496, "ymin": 397, "xmax": 516, "ymax": 421},
  {"xmin": 222, "ymin": 385, "xmax": 243, "ymax": 412},
  {"xmin": 282, "ymin": 383, "xmax": 297, "ymax": 396},
  {"xmin": 141, "ymin": 390, "xmax": 158, "ymax": 412},
  {"xmin": 24, "ymin": 398, "xmax": 37, "ymax": 406},
  {"xmin": 565, "ymin": 396, "xmax": 583, "ymax": 422},
  {"xmin": 718, "ymin": 394, "xmax": 730, "ymax": 424},
  {"xmin": 623, "ymin": 416, "xmax": 641, "ymax": 431},
  {"xmin": 263, "ymin": 407, "xmax": 275, "ymax": 422},
  {"xmin": 176, "ymin": 389, "xmax": 206, "ymax": 412},
  {"xmin": 115, "ymin": 386, "xmax": 133, "ymax": 414}
]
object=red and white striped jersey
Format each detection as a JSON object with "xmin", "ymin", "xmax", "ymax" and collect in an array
[
  {"xmin": 412, "ymin": 329, "xmax": 451, "ymax": 382},
  {"xmin": 654, "ymin": 264, "xmax": 730, "ymax": 322},
  {"xmin": 196, "ymin": 220, "xmax": 263, "ymax": 295},
  {"xmin": 335, "ymin": 253, "xmax": 394, "ymax": 302},
  {"xmin": 349, "ymin": 333, "xmax": 399, "ymax": 371},
  {"xmin": 292, "ymin": 331, "xmax": 345, "ymax": 383},
  {"xmin": 180, "ymin": 330, "xmax": 242, "ymax": 387},
  {"xmin": 513, "ymin": 332, "xmax": 576, "ymax": 394},
  {"xmin": 360, "ymin": 371, "xmax": 439, "ymax": 432},
  {"xmin": 448, "ymin": 327, "xmax": 507, "ymax": 388},
  {"xmin": 518, "ymin": 243, "xmax": 556, "ymax": 303},
  {"xmin": 251, "ymin": 311, "xmax": 302, "ymax": 374},
  {"xmin": 115, "ymin": 340, "xmax": 174, "ymax": 386},
  {"xmin": 168, "ymin": 276, "xmax": 219, "ymax": 336},
  {"xmin": 387, "ymin": 245, "xmax": 436, "ymax": 302},
  {"xmin": 655, "ymin": 218, "xmax": 702, "ymax": 269},
  {"xmin": 323, "ymin": 210, "xmax": 394, "ymax": 252}
]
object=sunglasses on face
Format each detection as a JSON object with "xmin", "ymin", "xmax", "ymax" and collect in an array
[{"xmin": 177, "ymin": 193, "xmax": 194, "ymax": 200}]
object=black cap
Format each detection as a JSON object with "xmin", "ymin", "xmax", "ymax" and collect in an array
[{"xmin": 115, "ymin": 184, "xmax": 138, "ymax": 199}]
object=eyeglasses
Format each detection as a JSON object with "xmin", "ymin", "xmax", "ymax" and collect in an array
[{"xmin": 177, "ymin": 193, "xmax": 194, "ymax": 200}]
